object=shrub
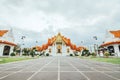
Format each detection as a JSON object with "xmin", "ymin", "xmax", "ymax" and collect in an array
[
  {"xmin": 39, "ymin": 54, "xmax": 43, "ymax": 56},
  {"xmin": 10, "ymin": 52, "xmax": 15, "ymax": 56},
  {"xmin": 22, "ymin": 52, "xmax": 27, "ymax": 56},
  {"xmin": 74, "ymin": 53, "xmax": 79, "ymax": 56},
  {"xmin": 81, "ymin": 49, "xmax": 90, "ymax": 56},
  {"xmin": 91, "ymin": 52, "xmax": 97, "ymax": 56},
  {"xmin": 46, "ymin": 53, "xmax": 49, "ymax": 56},
  {"xmin": 104, "ymin": 51, "xmax": 110, "ymax": 58},
  {"xmin": 30, "ymin": 50, "xmax": 35, "ymax": 57},
  {"xmin": 70, "ymin": 54, "xmax": 73, "ymax": 56}
]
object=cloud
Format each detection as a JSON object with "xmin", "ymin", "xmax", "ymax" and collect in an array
[{"xmin": 0, "ymin": 0, "xmax": 120, "ymax": 47}]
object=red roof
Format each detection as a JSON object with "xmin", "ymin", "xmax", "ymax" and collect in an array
[
  {"xmin": 0, "ymin": 40, "xmax": 16, "ymax": 46},
  {"xmin": 0, "ymin": 30, "xmax": 8, "ymax": 37},
  {"xmin": 101, "ymin": 40, "xmax": 120, "ymax": 47},
  {"xmin": 33, "ymin": 46, "xmax": 42, "ymax": 51},
  {"xmin": 110, "ymin": 30, "xmax": 120, "ymax": 38},
  {"xmin": 34, "ymin": 33, "xmax": 85, "ymax": 51}
]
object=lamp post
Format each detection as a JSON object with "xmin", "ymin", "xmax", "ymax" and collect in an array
[
  {"xmin": 20, "ymin": 36, "xmax": 26, "ymax": 56},
  {"xmin": 93, "ymin": 36, "xmax": 98, "ymax": 56},
  {"xmin": 35, "ymin": 40, "xmax": 39, "ymax": 55},
  {"xmin": 80, "ymin": 41, "xmax": 84, "ymax": 55},
  {"xmin": 81, "ymin": 40, "xmax": 84, "ymax": 48},
  {"xmin": 36, "ymin": 41, "xmax": 38, "ymax": 46}
]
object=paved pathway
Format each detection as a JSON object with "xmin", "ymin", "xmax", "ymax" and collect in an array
[{"xmin": 0, "ymin": 57, "xmax": 120, "ymax": 80}]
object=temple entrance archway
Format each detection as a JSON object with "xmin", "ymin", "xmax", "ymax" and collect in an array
[{"xmin": 57, "ymin": 45, "xmax": 62, "ymax": 54}]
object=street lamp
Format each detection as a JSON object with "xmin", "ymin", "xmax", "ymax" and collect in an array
[
  {"xmin": 20, "ymin": 36, "xmax": 26, "ymax": 56},
  {"xmin": 36, "ymin": 41, "xmax": 38, "ymax": 46},
  {"xmin": 93, "ymin": 36, "xmax": 98, "ymax": 56}
]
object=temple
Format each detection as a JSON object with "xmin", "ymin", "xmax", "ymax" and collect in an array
[
  {"xmin": 100, "ymin": 30, "xmax": 120, "ymax": 56},
  {"xmin": 34, "ymin": 33, "xmax": 85, "ymax": 56},
  {"xmin": 0, "ymin": 30, "xmax": 16, "ymax": 56}
]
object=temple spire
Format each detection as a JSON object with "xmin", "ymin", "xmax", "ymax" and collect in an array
[{"xmin": 58, "ymin": 32, "xmax": 61, "ymax": 36}]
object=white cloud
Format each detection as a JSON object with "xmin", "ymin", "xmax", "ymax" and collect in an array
[{"xmin": 0, "ymin": 0, "xmax": 120, "ymax": 47}]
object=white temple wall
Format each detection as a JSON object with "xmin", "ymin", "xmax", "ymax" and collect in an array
[{"xmin": 113, "ymin": 44, "xmax": 120, "ymax": 57}]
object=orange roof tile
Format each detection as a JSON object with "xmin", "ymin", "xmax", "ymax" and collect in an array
[
  {"xmin": 101, "ymin": 40, "xmax": 120, "ymax": 47},
  {"xmin": 34, "ymin": 46, "xmax": 42, "ymax": 51},
  {"xmin": 0, "ymin": 40, "xmax": 16, "ymax": 46},
  {"xmin": 34, "ymin": 33, "xmax": 85, "ymax": 51},
  {"xmin": 110, "ymin": 30, "xmax": 120, "ymax": 38},
  {"xmin": 0, "ymin": 30, "xmax": 8, "ymax": 37},
  {"xmin": 76, "ymin": 46, "xmax": 85, "ymax": 51}
]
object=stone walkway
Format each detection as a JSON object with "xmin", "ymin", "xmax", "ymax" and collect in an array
[{"xmin": 0, "ymin": 57, "xmax": 120, "ymax": 80}]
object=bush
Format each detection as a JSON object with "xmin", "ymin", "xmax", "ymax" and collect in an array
[
  {"xmin": 104, "ymin": 51, "xmax": 110, "ymax": 58},
  {"xmin": 39, "ymin": 52, "xmax": 45, "ymax": 56},
  {"xmin": 22, "ymin": 53, "xmax": 27, "ymax": 56},
  {"xmin": 30, "ymin": 50, "xmax": 35, "ymax": 57},
  {"xmin": 81, "ymin": 50, "xmax": 90, "ymax": 56},
  {"xmin": 74, "ymin": 53, "xmax": 79, "ymax": 56},
  {"xmin": 70, "ymin": 54, "xmax": 73, "ymax": 56},
  {"xmin": 10, "ymin": 52, "xmax": 16, "ymax": 56},
  {"xmin": 91, "ymin": 52, "xmax": 97, "ymax": 56},
  {"xmin": 39, "ymin": 53, "xmax": 43, "ymax": 56},
  {"xmin": 46, "ymin": 53, "xmax": 49, "ymax": 56}
]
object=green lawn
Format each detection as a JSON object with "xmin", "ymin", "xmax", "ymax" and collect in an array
[
  {"xmin": 0, "ymin": 56, "xmax": 39, "ymax": 64},
  {"xmin": 79, "ymin": 56, "xmax": 120, "ymax": 64}
]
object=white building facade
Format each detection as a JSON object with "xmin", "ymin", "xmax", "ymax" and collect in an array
[
  {"xmin": 37, "ymin": 33, "xmax": 84, "ymax": 56},
  {"xmin": 0, "ymin": 29, "xmax": 16, "ymax": 56},
  {"xmin": 101, "ymin": 30, "xmax": 120, "ymax": 57}
]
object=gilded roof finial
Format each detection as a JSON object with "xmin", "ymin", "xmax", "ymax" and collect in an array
[{"xmin": 58, "ymin": 32, "xmax": 61, "ymax": 36}]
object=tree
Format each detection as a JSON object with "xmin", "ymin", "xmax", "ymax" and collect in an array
[
  {"xmin": 81, "ymin": 49, "xmax": 90, "ymax": 56},
  {"xmin": 30, "ymin": 48, "xmax": 36, "ymax": 57},
  {"xmin": 13, "ymin": 44, "xmax": 21, "ymax": 56},
  {"xmin": 22, "ymin": 48, "xmax": 30, "ymax": 56}
]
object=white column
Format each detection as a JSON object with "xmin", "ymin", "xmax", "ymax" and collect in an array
[
  {"xmin": 53, "ymin": 44, "xmax": 56, "ymax": 56},
  {"xmin": 51, "ymin": 46, "xmax": 53, "ymax": 56},
  {"xmin": 66, "ymin": 46, "xmax": 70, "ymax": 56},
  {"xmin": 52, "ymin": 45, "xmax": 54, "ymax": 56},
  {"xmin": 0, "ymin": 44, "xmax": 4, "ymax": 56},
  {"xmin": 114, "ymin": 45, "xmax": 120, "ymax": 57},
  {"xmin": 9, "ymin": 46, "xmax": 14, "ymax": 56},
  {"xmin": 62, "ymin": 44, "xmax": 66, "ymax": 56}
]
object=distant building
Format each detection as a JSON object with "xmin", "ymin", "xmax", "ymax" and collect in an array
[
  {"xmin": 34, "ymin": 33, "xmax": 85, "ymax": 56},
  {"xmin": 100, "ymin": 30, "xmax": 120, "ymax": 57},
  {"xmin": 0, "ymin": 29, "xmax": 16, "ymax": 56}
]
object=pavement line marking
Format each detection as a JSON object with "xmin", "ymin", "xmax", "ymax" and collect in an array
[
  {"xmin": 0, "ymin": 58, "xmax": 41, "ymax": 72},
  {"xmin": 27, "ymin": 58, "xmax": 55, "ymax": 80},
  {"xmin": 77, "ymin": 61, "xmax": 120, "ymax": 80},
  {"xmin": 90, "ymin": 67, "xmax": 120, "ymax": 80},
  {"xmin": 2, "ymin": 70, "xmax": 120, "ymax": 73},
  {"xmin": 0, "ymin": 59, "xmax": 33, "ymax": 72},
  {"xmin": 67, "ymin": 61, "xmax": 90, "ymax": 80},
  {"xmin": 58, "ymin": 57, "xmax": 60, "ymax": 80},
  {"xmin": 3, "ymin": 70, "xmax": 119, "ymax": 73},
  {"xmin": 0, "ymin": 58, "xmax": 46, "ymax": 79},
  {"xmin": 70, "ymin": 57, "xmax": 120, "ymax": 80}
]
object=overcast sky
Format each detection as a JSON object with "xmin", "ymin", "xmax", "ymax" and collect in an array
[{"xmin": 0, "ymin": 0, "xmax": 120, "ymax": 48}]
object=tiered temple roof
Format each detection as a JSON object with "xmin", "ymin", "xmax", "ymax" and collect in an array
[
  {"xmin": 34, "ymin": 33, "xmax": 85, "ymax": 52},
  {"xmin": 110, "ymin": 30, "xmax": 120, "ymax": 38},
  {"xmin": 0, "ymin": 30, "xmax": 16, "ymax": 46},
  {"xmin": 101, "ymin": 30, "xmax": 120, "ymax": 47},
  {"xmin": 0, "ymin": 30, "xmax": 8, "ymax": 37}
]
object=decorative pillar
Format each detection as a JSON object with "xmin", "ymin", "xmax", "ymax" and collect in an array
[
  {"xmin": 114, "ymin": 45, "xmax": 120, "ymax": 57},
  {"xmin": 0, "ymin": 44, "xmax": 4, "ymax": 56},
  {"xmin": 62, "ymin": 44, "xmax": 66, "ymax": 56},
  {"xmin": 53, "ymin": 44, "xmax": 56, "ymax": 56},
  {"xmin": 9, "ymin": 46, "xmax": 14, "ymax": 56}
]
